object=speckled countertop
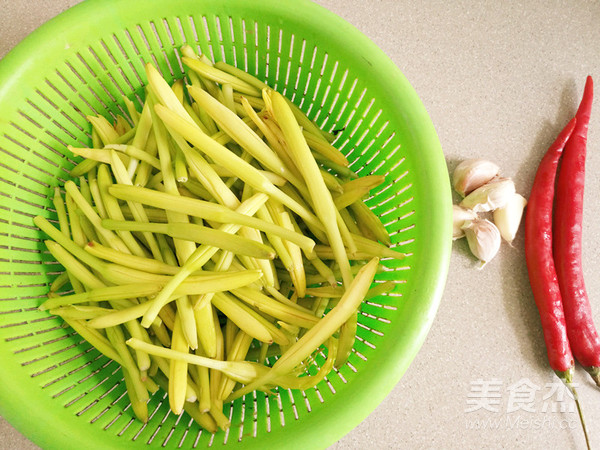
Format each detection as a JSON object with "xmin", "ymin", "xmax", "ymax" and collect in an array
[{"xmin": 1, "ymin": 1, "xmax": 600, "ymax": 449}]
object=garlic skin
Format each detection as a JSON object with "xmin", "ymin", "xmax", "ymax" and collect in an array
[
  {"xmin": 493, "ymin": 193, "xmax": 528, "ymax": 244},
  {"xmin": 462, "ymin": 218, "xmax": 501, "ymax": 267},
  {"xmin": 460, "ymin": 177, "xmax": 516, "ymax": 213},
  {"xmin": 452, "ymin": 205, "xmax": 478, "ymax": 240},
  {"xmin": 453, "ymin": 159, "xmax": 500, "ymax": 197}
]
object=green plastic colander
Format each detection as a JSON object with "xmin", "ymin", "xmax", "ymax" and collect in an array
[{"xmin": 0, "ymin": 0, "xmax": 451, "ymax": 448}]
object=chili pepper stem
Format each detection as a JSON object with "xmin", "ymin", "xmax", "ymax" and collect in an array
[
  {"xmin": 554, "ymin": 369, "xmax": 591, "ymax": 449},
  {"xmin": 567, "ymin": 384, "xmax": 591, "ymax": 450}
]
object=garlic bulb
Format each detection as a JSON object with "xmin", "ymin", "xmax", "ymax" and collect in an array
[
  {"xmin": 460, "ymin": 177, "xmax": 516, "ymax": 213},
  {"xmin": 462, "ymin": 218, "xmax": 501, "ymax": 267},
  {"xmin": 493, "ymin": 193, "xmax": 528, "ymax": 244},
  {"xmin": 453, "ymin": 205, "xmax": 478, "ymax": 240},
  {"xmin": 452, "ymin": 159, "xmax": 500, "ymax": 197}
]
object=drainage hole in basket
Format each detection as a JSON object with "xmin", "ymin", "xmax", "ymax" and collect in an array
[
  {"xmin": 0, "ymin": 308, "xmax": 26, "ymax": 318},
  {"xmin": 57, "ymin": 65, "xmax": 103, "ymax": 117},
  {"xmin": 190, "ymin": 422, "xmax": 206, "ymax": 448},
  {"xmin": 313, "ymin": 385, "xmax": 324, "ymax": 403},
  {"xmin": 350, "ymin": 348, "xmax": 368, "ymax": 363},
  {"xmin": 286, "ymin": 389, "xmax": 299, "ymax": 420},
  {"xmin": 52, "ymin": 381, "xmax": 81, "ymax": 400},
  {"xmin": 112, "ymin": 397, "xmax": 136, "ymax": 430},
  {"xmin": 90, "ymin": 406, "xmax": 112, "ymax": 424},
  {"xmin": 12, "ymin": 187, "xmax": 49, "ymax": 211},
  {"xmin": 331, "ymin": 365, "xmax": 348, "ymax": 384},
  {"xmin": 76, "ymin": 398, "xmax": 99, "ymax": 416},
  {"xmin": 15, "ymin": 111, "xmax": 43, "ymax": 135},
  {"xmin": 58, "ymin": 341, "xmax": 97, "ymax": 374},
  {"xmin": 355, "ymin": 335, "xmax": 376, "ymax": 350},
  {"xmin": 171, "ymin": 45, "xmax": 186, "ymax": 77},
  {"xmin": 32, "ymin": 364, "xmax": 59, "ymax": 380},
  {"xmin": 133, "ymin": 412, "xmax": 153, "ymax": 441},
  {"xmin": 103, "ymin": 411, "xmax": 122, "ymax": 431},
  {"xmin": 160, "ymin": 420, "xmax": 187, "ymax": 447},
  {"xmin": 11, "ymin": 193, "xmax": 48, "ymax": 213},
  {"xmin": 275, "ymin": 391, "xmax": 285, "ymax": 427},
  {"xmin": 141, "ymin": 393, "xmax": 171, "ymax": 443},
  {"xmin": 88, "ymin": 44, "xmax": 135, "ymax": 113},
  {"xmin": 323, "ymin": 378, "xmax": 336, "ymax": 395},
  {"xmin": 202, "ymin": 428, "xmax": 213, "ymax": 447},
  {"xmin": 148, "ymin": 21, "xmax": 177, "ymax": 78},
  {"xmin": 30, "ymin": 87, "xmax": 62, "ymax": 117},
  {"xmin": 344, "ymin": 361, "xmax": 358, "ymax": 374},
  {"xmin": 360, "ymin": 310, "xmax": 391, "ymax": 325},
  {"xmin": 13, "ymin": 343, "xmax": 40, "ymax": 354},
  {"xmin": 110, "ymin": 36, "xmax": 144, "ymax": 99},
  {"xmin": 384, "ymin": 154, "xmax": 407, "ymax": 178},
  {"xmin": 357, "ymin": 321, "xmax": 385, "ymax": 337},
  {"xmin": 1, "ymin": 319, "xmax": 29, "ymax": 330},
  {"xmin": 380, "ymin": 136, "xmax": 401, "ymax": 164},
  {"xmin": 251, "ymin": 390, "xmax": 259, "ymax": 437},
  {"xmin": 300, "ymin": 389, "xmax": 312, "ymax": 413},
  {"xmin": 160, "ymin": 417, "xmax": 180, "ymax": 447},
  {"xmin": 118, "ymin": 416, "xmax": 136, "ymax": 437},
  {"xmin": 219, "ymin": 403, "xmax": 232, "ymax": 444},
  {"xmin": 75, "ymin": 55, "xmax": 118, "ymax": 114},
  {"xmin": 236, "ymin": 394, "xmax": 246, "ymax": 442},
  {"xmin": 199, "ymin": 16, "xmax": 216, "ymax": 63},
  {"xmin": 396, "ymin": 210, "xmax": 416, "ymax": 222},
  {"xmin": 365, "ymin": 300, "xmax": 398, "ymax": 312},
  {"xmin": 42, "ymin": 331, "xmax": 75, "ymax": 347},
  {"xmin": 7, "ymin": 121, "xmax": 38, "ymax": 143},
  {"xmin": 134, "ymin": 25, "xmax": 161, "ymax": 76},
  {"xmin": 176, "ymin": 416, "xmax": 196, "ymax": 448},
  {"xmin": 72, "ymin": 369, "xmax": 116, "ymax": 407},
  {"xmin": 77, "ymin": 364, "xmax": 111, "ymax": 388},
  {"xmin": 263, "ymin": 390, "xmax": 272, "ymax": 433}
]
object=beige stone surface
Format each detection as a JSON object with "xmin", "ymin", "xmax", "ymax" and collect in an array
[{"xmin": 1, "ymin": 1, "xmax": 600, "ymax": 449}]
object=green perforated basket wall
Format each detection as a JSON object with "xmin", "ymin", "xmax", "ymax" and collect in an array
[{"xmin": 0, "ymin": 0, "xmax": 451, "ymax": 448}]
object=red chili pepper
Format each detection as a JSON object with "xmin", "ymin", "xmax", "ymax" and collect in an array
[
  {"xmin": 525, "ymin": 116, "xmax": 577, "ymax": 382},
  {"xmin": 553, "ymin": 76, "xmax": 600, "ymax": 385}
]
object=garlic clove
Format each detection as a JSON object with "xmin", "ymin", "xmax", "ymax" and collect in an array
[
  {"xmin": 452, "ymin": 205, "xmax": 478, "ymax": 240},
  {"xmin": 461, "ymin": 218, "xmax": 501, "ymax": 267},
  {"xmin": 460, "ymin": 177, "xmax": 516, "ymax": 213},
  {"xmin": 452, "ymin": 159, "xmax": 500, "ymax": 197},
  {"xmin": 493, "ymin": 193, "xmax": 528, "ymax": 244}
]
